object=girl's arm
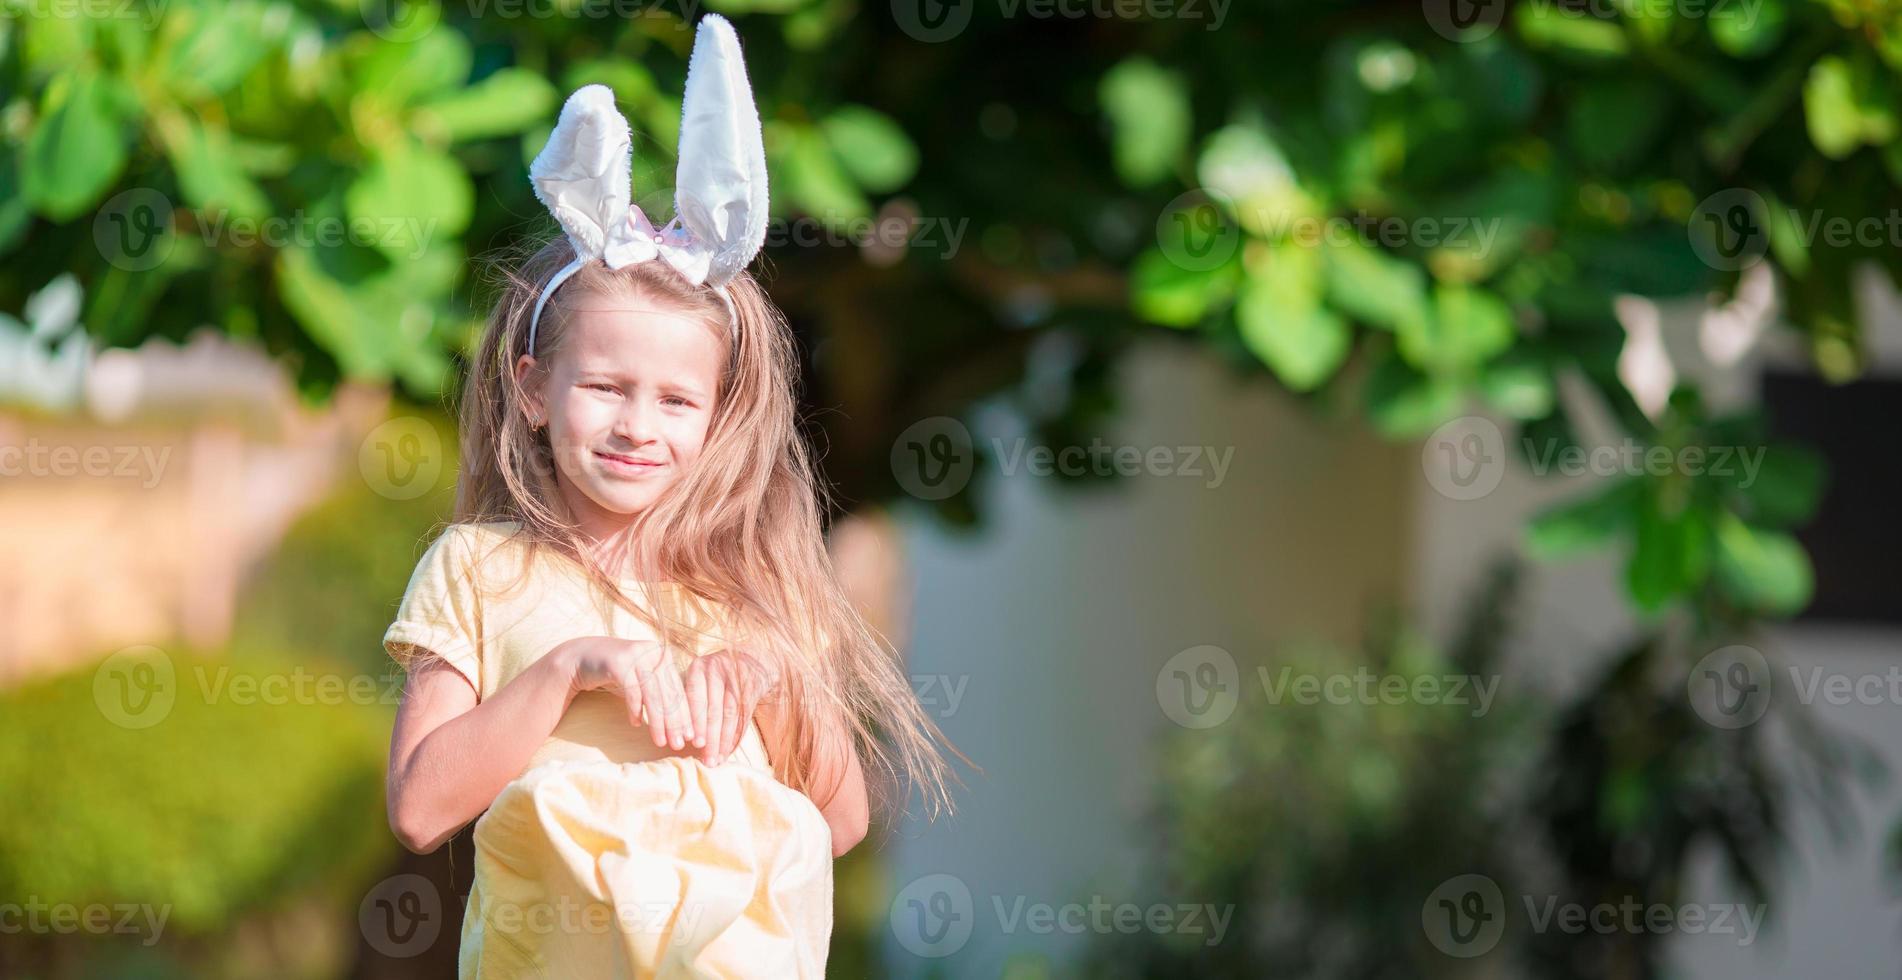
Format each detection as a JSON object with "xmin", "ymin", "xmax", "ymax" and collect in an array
[
  {"xmin": 386, "ymin": 637, "xmax": 694, "ymax": 854},
  {"xmin": 756, "ymin": 696, "xmax": 870, "ymax": 858}
]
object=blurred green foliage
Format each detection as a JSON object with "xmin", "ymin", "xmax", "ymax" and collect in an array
[
  {"xmin": 1091, "ymin": 564, "xmax": 1877, "ymax": 979},
  {"xmin": 0, "ymin": 652, "xmax": 392, "ymax": 968},
  {"xmin": 3, "ymin": 0, "xmax": 1872, "ymax": 623}
]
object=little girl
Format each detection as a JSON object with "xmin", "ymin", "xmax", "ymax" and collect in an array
[{"xmin": 383, "ymin": 16, "xmax": 959, "ymax": 977}]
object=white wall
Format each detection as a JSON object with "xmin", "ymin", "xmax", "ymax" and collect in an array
[{"xmin": 882, "ymin": 337, "xmax": 1410, "ymax": 975}]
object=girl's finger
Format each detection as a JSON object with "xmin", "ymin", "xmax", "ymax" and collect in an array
[
  {"xmin": 637, "ymin": 669, "xmax": 669, "ymax": 747},
  {"xmin": 616, "ymin": 664, "xmax": 647, "ymax": 732},
  {"xmin": 659, "ymin": 666, "xmax": 693, "ymax": 750},
  {"xmin": 698, "ymin": 671, "xmax": 726, "ymax": 765},
  {"xmin": 686, "ymin": 661, "xmax": 709, "ymax": 750},
  {"xmin": 721, "ymin": 685, "xmax": 743, "ymax": 762}
]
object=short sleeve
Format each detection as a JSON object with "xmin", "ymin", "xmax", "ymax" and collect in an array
[{"xmin": 383, "ymin": 525, "xmax": 485, "ymax": 696}]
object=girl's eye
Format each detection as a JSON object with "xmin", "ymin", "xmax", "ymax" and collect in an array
[
  {"xmin": 585, "ymin": 383, "xmax": 618, "ymax": 394},
  {"xmin": 662, "ymin": 396, "xmax": 691, "ymax": 408}
]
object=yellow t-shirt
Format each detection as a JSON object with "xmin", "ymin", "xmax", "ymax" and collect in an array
[{"xmin": 383, "ymin": 521, "xmax": 833, "ymax": 979}]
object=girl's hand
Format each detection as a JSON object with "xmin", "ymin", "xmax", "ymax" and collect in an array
[
  {"xmin": 560, "ymin": 636, "xmax": 696, "ymax": 750},
  {"xmin": 683, "ymin": 647, "xmax": 781, "ymax": 766}
]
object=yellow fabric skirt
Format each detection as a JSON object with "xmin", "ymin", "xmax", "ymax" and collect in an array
[{"xmin": 459, "ymin": 756, "xmax": 833, "ymax": 979}]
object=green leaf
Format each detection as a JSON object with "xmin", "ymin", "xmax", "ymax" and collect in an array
[
  {"xmin": 1526, "ymin": 478, "xmax": 1641, "ymax": 558},
  {"xmin": 1805, "ymin": 54, "xmax": 1898, "ymax": 159},
  {"xmin": 1729, "ymin": 444, "xmax": 1825, "ymax": 527},
  {"xmin": 773, "ymin": 122, "xmax": 869, "ymax": 221},
  {"xmin": 820, "ymin": 106, "xmax": 919, "ymax": 194},
  {"xmin": 1398, "ymin": 284, "xmax": 1516, "ymax": 374},
  {"xmin": 1364, "ymin": 350, "xmax": 1463, "ymax": 437},
  {"xmin": 1516, "ymin": 1, "xmax": 1630, "ymax": 60},
  {"xmin": 345, "ymin": 140, "xmax": 473, "ymax": 260},
  {"xmin": 1713, "ymin": 513, "xmax": 1813, "ymax": 614},
  {"xmin": 1322, "ymin": 240, "xmax": 1428, "ymax": 333},
  {"xmin": 276, "ymin": 245, "xmax": 396, "ymax": 381},
  {"xmin": 1197, "ymin": 123, "xmax": 1313, "ymax": 237},
  {"xmin": 349, "ymin": 29, "xmax": 471, "ymax": 109},
  {"xmin": 22, "ymin": 71, "xmax": 133, "ymax": 221},
  {"xmin": 156, "ymin": 111, "xmax": 271, "ymax": 224},
  {"xmin": 0, "ymin": 152, "xmax": 30, "ymax": 258},
  {"xmin": 1423, "ymin": 169, "xmax": 1555, "ymax": 284},
  {"xmin": 1626, "ymin": 494, "xmax": 1710, "ymax": 612},
  {"xmin": 1099, "ymin": 57, "xmax": 1192, "ymax": 187},
  {"xmin": 1709, "ymin": 0, "xmax": 1785, "ymax": 58},
  {"xmin": 1130, "ymin": 247, "xmax": 1238, "ymax": 327},
  {"xmin": 1613, "ymin": 0, "xmax": 1675, "ymax": 45},
  {"xmin": 1480, "ymin": 355, "xmax": 1555, "ymax": 419},
  {"xmin": 1569, "ymin": 79, "xmax": 1670, "ymax": 173},
  {"xmin": 156, "ymin": 0, "xmax": 282, "ymax": 99},
  {"xmin": 414, "ymin": 69, "xmax": 559, "ymax": 143},
  {"xmin": 1236, "ymin": 246, "xmax": 1350, "ymax": 391}
]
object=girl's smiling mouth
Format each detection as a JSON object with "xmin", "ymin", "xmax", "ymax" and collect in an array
[{"xmin": 594, "ymin": 450, "xmax": 665, "ymax": 474}]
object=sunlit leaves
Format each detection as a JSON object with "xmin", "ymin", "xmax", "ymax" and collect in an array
[
  {"xmin": 414, "ymin": 69, "xmax": 559, "ymax": 144},
  {"xmin": 1130, "ymin": 248, "xmax": 1239, "ymax": 328},
  {"xmin": 1101, "ymin": 57, "xmax": 1192, "ymax": 188},
  {"xmin": 1322, "ymin": 239, "xmax": 1428, "ymax": 334},
  {"xmin": 1805, "ymin": 53, "xmax": 1898, "ymax": 159},
  {"xmin": 22, "ymin": 70, "xmax": 133, "ymax": 221},
  {"xmin": 820, "ymin": 106, "xmax": 919, "ymax": 194},
  {"xmin": 1236, "ymin": 245, "xmax": 1350, "ymax": 391},
  {"xmin": 1713, "ymin": 513, "xmax": 1814, "ymax": 614}
]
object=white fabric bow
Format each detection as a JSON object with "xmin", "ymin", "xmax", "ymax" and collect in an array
[{"xmin": 526, "ymin": 13, "xmax": 768, "ymax": 348}]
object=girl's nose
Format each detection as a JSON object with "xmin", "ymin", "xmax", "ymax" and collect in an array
[{"xmin": 611, "ymin": 398, "xmax": 658, "ymax": 445}]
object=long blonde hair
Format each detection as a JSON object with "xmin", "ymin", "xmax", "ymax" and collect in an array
[{"xmin": 456, "ymin": 234, "xmax": 964, "ymax": 823}]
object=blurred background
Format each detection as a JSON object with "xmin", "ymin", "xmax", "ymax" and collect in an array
[{"xmin": 1, "ymin": 0, "xmax": 1899, "ymax": 976}]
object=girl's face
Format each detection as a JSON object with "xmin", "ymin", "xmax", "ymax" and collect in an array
[{"xmin": 517, "ymin": 290, "xmax": 725, "ymax": 530}]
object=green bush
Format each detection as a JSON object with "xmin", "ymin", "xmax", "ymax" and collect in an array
[{"xmin": 0, "ymin": 650, "xmax": 393, "ymax": 937}]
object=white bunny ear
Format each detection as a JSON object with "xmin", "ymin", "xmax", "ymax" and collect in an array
[
  {"xmin": 529, "ymin": 84, "xmax": 635, "ymax": 262},
  {"xmin": 673, "ymin": 13, "xmax": 769, "ymax": 288}
]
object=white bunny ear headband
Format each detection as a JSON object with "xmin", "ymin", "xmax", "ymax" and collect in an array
[{"xmin": 525, "ymin": 13, "xmax": 769, "ymax": 353}]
